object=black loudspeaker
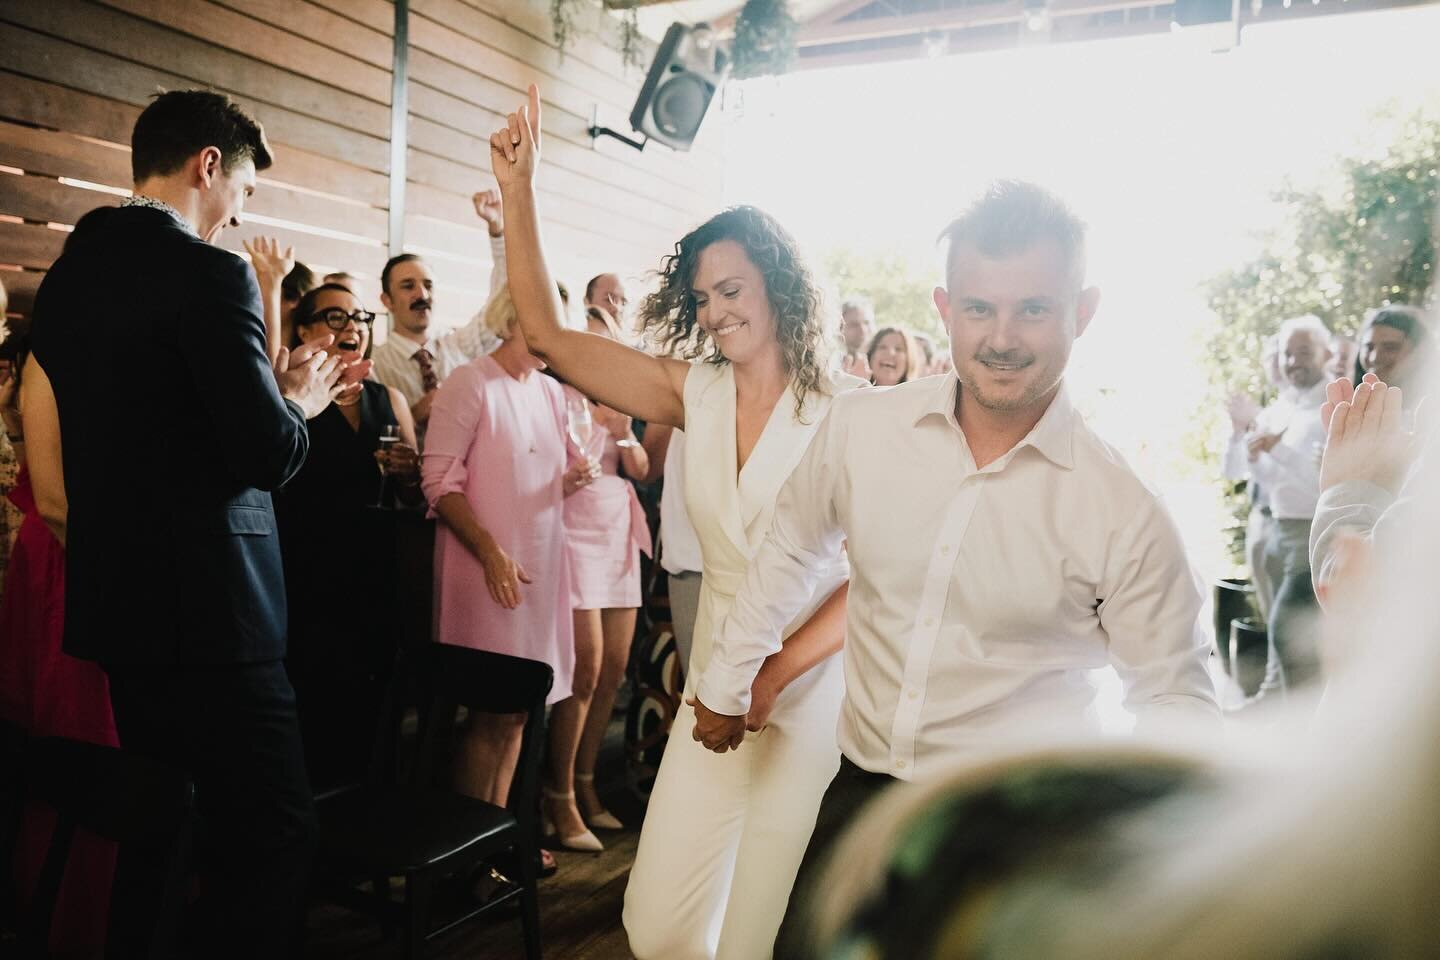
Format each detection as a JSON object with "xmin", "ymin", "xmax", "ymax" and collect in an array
[{"xmin": 629, "ymin": 22, "xmax": 730, "ymax": 152}]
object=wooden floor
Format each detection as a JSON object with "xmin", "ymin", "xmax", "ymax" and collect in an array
[{"xmin": 305, "ymin": 722, "xmax": 645, "ymax": 960}]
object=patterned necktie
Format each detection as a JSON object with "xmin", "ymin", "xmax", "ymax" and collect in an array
[{"xmin": 414, "ymin": 347, "xmax": 439, "ymax": 394}]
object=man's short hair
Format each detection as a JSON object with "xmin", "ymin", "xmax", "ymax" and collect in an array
[
  {"xmin": 1365, "ymin": 305, "xmax": 1428, "ymax": 345},
  {"xmin": 584, "ymin": 273, "xmax": 613, "ymax": 304},
  {"xmin": 1277, "ymin": 314, "xmax": 1332, "ymax": 348},
  {"xmin": 381, "ymin": 254, "xmax": 424, "ymax": 295},
  {"xmin": 131, "ymin": 90, "xmax": 272, "ymax": 183},
  {"xmin": 938, "ymin": 180, "xmax": 1087, "ymax": 286},
  {"xmin": 281, "ymin": 262, "xmax": 315, "ymax": 302},
  {"xmin": 840, "ymin": 298, "xmax": 873, "ymax": 322}
]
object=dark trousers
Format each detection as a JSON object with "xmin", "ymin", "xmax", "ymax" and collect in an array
[
  {"xmin": 774, "ymin": 756, "xmax": 900, "ymax": 959},
  {"xmin": 103, "ymin": 660, "xmax": 317, "ymax": 959},
  {"xmin": 1264, "ymin": 518, "xmax": 1323, "ymax": 691}
]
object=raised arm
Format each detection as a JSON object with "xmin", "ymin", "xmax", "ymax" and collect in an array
[
  {"xmin": 489, "ymin": 85, "xmax": 687, "ymax": 428},
  {"xmin": 243, "ymin": 236, "xmax": 295, "ymax": 364}
]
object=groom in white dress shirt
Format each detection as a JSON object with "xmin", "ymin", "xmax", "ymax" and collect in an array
[{"xmin": 689, "ymin": 180, "xmax": 1219, "ymax": 955}]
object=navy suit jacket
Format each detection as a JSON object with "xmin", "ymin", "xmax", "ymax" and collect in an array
[{"xmin": 30, "ymin": 205, "xmax": 309, "ymax": 664}]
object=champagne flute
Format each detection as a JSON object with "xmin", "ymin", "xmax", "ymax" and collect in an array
[
  {"xmin": 375, "ymin": 424, "xmax": 399, "ymax": 508},
  {"xmin": 567, "ymin": 398, "xmax": 600, "ymax": 486}
]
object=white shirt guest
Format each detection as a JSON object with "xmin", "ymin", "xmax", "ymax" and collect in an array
[{"xmin": 371, "ymin": 191, "xmax": 509, "ymax": 431}]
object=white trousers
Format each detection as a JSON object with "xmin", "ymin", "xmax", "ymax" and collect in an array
[{"xmin": 623, "ymin": 661, "xmax": 842, "ymax": 960}]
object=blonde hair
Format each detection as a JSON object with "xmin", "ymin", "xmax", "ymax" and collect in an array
[{"xmin": 482, "ymin": 282, "xmax": 517, "ymax": 340}]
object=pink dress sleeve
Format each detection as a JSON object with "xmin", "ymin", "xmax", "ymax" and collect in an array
[{"xmin": 421, "ymin": 362, "xmax": 485, "ymax": 512}]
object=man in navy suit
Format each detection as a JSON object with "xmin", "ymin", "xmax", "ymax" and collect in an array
[{"xmin": 25, "ymin": 90, "xmax": 350, "ymax": 956}]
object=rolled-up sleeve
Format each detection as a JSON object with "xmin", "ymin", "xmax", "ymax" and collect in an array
[
  {"xmin": 1309, "ymin": 479, "xmax": 1399, "ymax": 590},
  {"xmin": 1099, "ymin": 496, "xmax": 1221, "ymax": 730},
  {"xmin": 698, "ymin": 400, "xmax": 849, "ymax": 715},
  {"xmin": 421, "ymin": 364, "xmax": 484, "ymax": 512}
]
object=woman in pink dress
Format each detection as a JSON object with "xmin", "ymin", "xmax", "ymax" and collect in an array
[
  {"xmin": 546, "ymin": 307, "xmax": 651, "ymax": 850},
  {"xmin": 421, "ymin": 285, "xmax": 593, "ymax": 819}
]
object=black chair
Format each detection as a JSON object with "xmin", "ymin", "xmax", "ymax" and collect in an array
[
  {"xmin": 0, "ymin": 719, "xmax": 195, "ymax": 959},
  {"xmin": 316, "ymin": 644, "xmax": 552, "ymax": 959}
]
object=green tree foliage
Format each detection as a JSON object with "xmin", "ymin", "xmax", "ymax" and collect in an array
[
  {"xmin": 1199, "ymin": 104, "xmax": 1438, "ymax": 569},
  {"xmin": 1203, "ymin": 106, "xmax": 1439, "ymax": 400},
  {"xmin": 821, "ymin": 247, "xmax": 948, "ymax": 343}
]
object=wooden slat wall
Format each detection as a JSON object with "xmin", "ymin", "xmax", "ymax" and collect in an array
[
  {"xmin": 403, "ymin": 0, "xmax": 724, "ymax": 325},
  {"xmin": 0, "ymin": 0, "xmax": 726, "ymax": 336}
]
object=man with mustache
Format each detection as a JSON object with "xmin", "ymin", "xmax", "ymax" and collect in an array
[
  {"xmin": 688, "ymin": 180, "xmax": 1219, "ymax": 955},
  {"xmin": 370, "ymin": 189, "xmax": 509, "ymax": 432}
]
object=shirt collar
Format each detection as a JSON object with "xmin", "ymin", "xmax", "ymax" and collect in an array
[
  {"xmin": 383, "ymin": 331, "xmax": 430, "ymax": 359},
  {"xmin": 121, "ymin": 195, "xmax": 196, "ymax": 236},
  {"xmin": 914, "ymin": 371, "xmax": 1076, "ymax": 471}
]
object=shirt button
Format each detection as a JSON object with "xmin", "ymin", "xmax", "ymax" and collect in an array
[
  {"xmin": 908, "ymin": 689, "xmax": 919, "ymax": 700},
  {"xmin": 923, "ymin": 617, "xmax": 935, "ymax": 627},
  {"xmin": 940, "ymin": 545, "xmax": 951, "ymax": 555},
  {"xmin": 894, "ymin": 759, "xmax": 907, "ymax": 770}
]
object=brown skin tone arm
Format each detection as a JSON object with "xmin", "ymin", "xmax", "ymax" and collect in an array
[
  {"xmin": 491, "ymin": 85, "xmax": 688, "ymax": 429},
  {"xmin": 19, "ymin": 355, "xmax": 66, "ymax": 545},
  {"xmin": 639, "ymin": 421, "xmax": 674, "ymax": 484}
]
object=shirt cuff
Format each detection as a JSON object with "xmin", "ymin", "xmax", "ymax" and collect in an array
[
  {"xmin": 695, "ymin": 659, "xmax": 757, "ymax": 716},
  {"xmin": 1317, "ymin": 478, "xmax": 1396, "ymax": 514}
]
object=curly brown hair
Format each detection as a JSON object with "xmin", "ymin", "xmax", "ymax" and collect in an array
[{"xmin": 637, "ymin": 205, "xmax": 831, "ymax": 421}]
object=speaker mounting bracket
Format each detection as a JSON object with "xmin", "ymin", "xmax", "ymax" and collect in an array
[{"xmin": 588, "ymin": 106, "xmax": 648, "ymax": 152}]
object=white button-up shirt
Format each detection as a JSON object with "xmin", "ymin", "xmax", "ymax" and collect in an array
[
  {"xmin": 1223, "ymin": 381, "xmax": 1327, "ymax": 521},
  {"xmin": 370, "ymin": 235, "xmax": 505, "ymax": 409},
  {"xmin": 698, "ymin": 373, "xmax": 1218, "ymax": 782}
]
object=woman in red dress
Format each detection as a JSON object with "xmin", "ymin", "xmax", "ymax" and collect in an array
[{"xmin": 0, "ymin": 327, "xmax": 118, "ymax": 956}]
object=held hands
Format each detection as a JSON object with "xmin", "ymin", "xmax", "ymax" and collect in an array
[
  {"xmin": 243, "ymin": 236, "xmax": 295, "ymax": 284},
  {"xmin": 1318, "ymin": 374, "xmax": 1415, "ymax": 495},
  {"xmin": 841, "ymin": 352, "xmax": 871, "ymax": 380},
  {"xmin": 472, "ymin": 189, "xmax": 504, "ymax": 236},
  {"xmin": 477, "ymin": 536, "xmax": 532, "ymax": 610},
  {"xmin": 688, "ymin": 697, "xmax": 747, "ymax": 753},
  {"xmin": 489, "ymin": 84, "xmax": 541, "ymax": 190}
]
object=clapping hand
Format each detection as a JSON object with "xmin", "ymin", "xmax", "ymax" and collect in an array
[
  {"xmin": 592, "ymin": 403, "xmax": 632, "ymax": 440},
  {"xmin": 274, "ymin": 335, "xmax": 356, "ymax": 419},
  {"xmin": 489, "ymin": 84, "xmax": 541, "ymax": 189},
  {"xmin": 1227, "ymin": 392, "xmax": 1259, "ymax": 434},
  {"xmin": 472, "ymin": 189, "xmax": 504, "ymax": 236},
  {"xmin": 841, "ymin": 352, "xmax": 871, "ymax": 380},
  {"xmin": 1318, "ymin": 374, "xmax": 1415, "ymax": 495},
  {"xmin": 243, "ymin": 236, "xmax": 295, "ymax": 283}
]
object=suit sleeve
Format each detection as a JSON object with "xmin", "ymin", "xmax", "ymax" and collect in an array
[{"xmin": 181, "ymin": 252, "xmax": 309, "ymax": 490}]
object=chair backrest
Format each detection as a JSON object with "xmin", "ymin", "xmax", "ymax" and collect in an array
[
  {"xmin": 8, "ymin": 732, "xmax": 194, "ymax": 959},
  {"xmin": 412, "ymin": 645, "xmax": 553, "ymax": 841}
]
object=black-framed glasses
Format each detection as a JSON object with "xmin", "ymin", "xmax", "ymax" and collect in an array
[{"xmin": 308, "ymin": 307, "xmax": 375, "ymax": 330}]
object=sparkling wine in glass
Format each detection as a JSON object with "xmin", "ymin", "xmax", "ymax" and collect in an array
[
  {"xmin": 567, "ymin": 399, "xmax": 594, "ymax": 453},
  {"xmin": 375, "ymin": 424, "xmax": 399, "ymax": 508}
]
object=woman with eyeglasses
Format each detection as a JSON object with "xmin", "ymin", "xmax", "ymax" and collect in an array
[{"xmin": 275, "ymin": 282, "xmax": 420, "ymax": 791}]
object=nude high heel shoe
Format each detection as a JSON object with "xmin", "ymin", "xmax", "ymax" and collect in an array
[
  {"xmin": 542, "ymin": 787, "xmax": 604, "ymax": 853},
  {"xmin": 575, "ymin": 772, "xmax": 624, "ymax": 831}
]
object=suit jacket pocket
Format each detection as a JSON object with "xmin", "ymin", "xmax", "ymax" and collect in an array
[{"xmin": 219, "ymin": 504, "xmax": 275, "ymax": 536}]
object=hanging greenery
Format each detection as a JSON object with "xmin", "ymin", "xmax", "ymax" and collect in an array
[
  {"xmin": 549, "ymin": 0, "xmax": 585, "ymax": 53},
  {"xmin": 732, "ymin": 0, "xmax": 799, "ymax": 79},
  {"xmin": 619, "ymin": 9, "xmax": 645, "ymax": 71}
]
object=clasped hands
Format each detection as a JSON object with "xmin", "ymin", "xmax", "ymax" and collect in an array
[{"xmin": 688, "ymin": 673, "xmax": 781, "ymax": 753}]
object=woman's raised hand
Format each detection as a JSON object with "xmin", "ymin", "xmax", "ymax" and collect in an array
[{"xmin": 490, "ymin": 84, "xmax": 542, "ymax": 189}]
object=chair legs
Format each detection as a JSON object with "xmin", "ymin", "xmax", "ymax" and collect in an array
[
  {"xmin": 517, "ymin": 843, "xmax": 542, "ymax": 960},
  {"xmin": 405, "ymin": 871, "xmax": 433, "ymax": 960}
]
